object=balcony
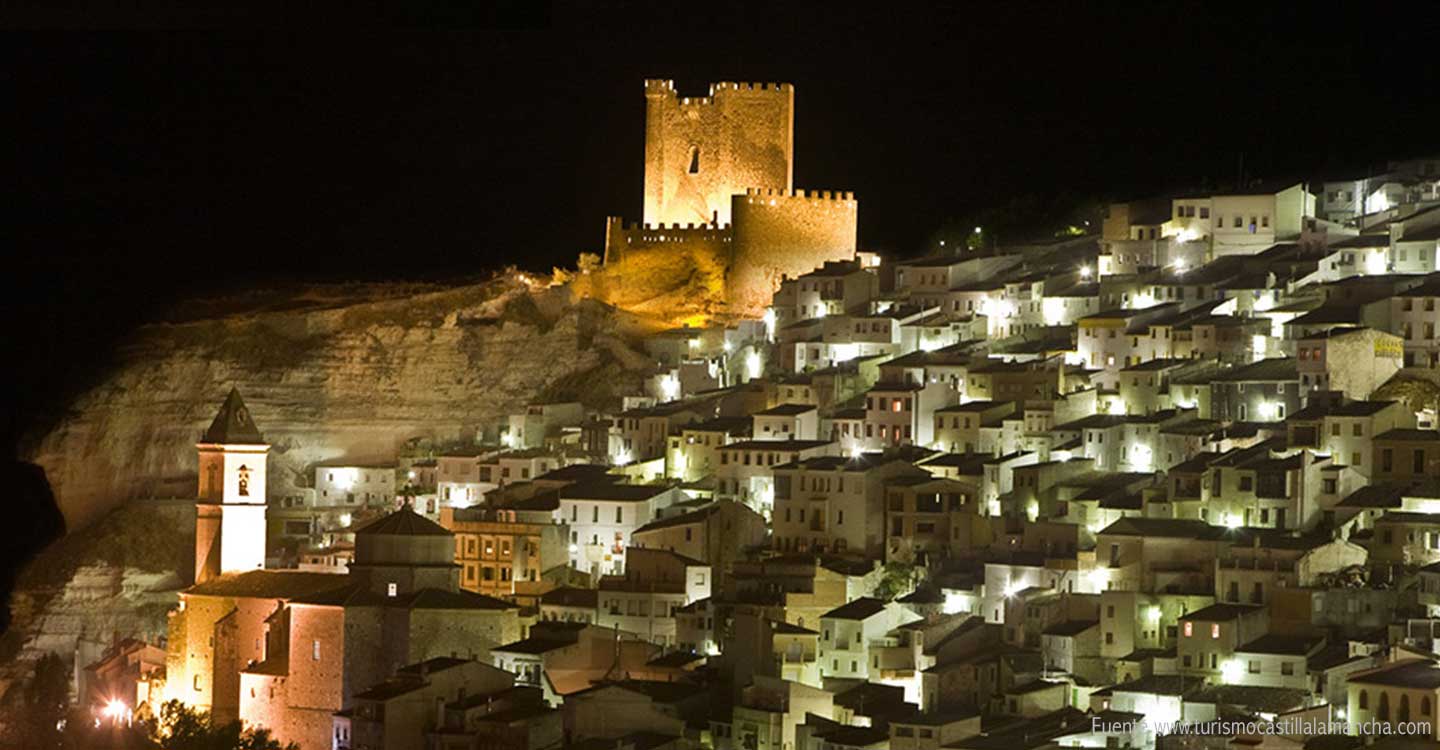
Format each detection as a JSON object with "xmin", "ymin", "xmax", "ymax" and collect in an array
[{"xmin": 1218, "ymin": 557, "xmax": 1295, "ymax": 573}]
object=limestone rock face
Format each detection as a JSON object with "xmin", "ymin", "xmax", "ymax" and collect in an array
[
  {"xmin": 1, "ymin": 564, "xmax": 179, "ymax": 701},
  {"xmin": 27, "ymin": 275, "xmax": 651, "ymax": 531}
]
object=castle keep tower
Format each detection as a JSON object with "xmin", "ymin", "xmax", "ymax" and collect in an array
[
  {"xmin": 605, "ymin": 78, "xmax": 856, "ymax": 316},
  {"xmin": 643, "ymin": 79, "xmax": 794, "ymax": 227},
  {"xmin": 194, "ymin": 388, "xmax": 269, "ymax": 583}
]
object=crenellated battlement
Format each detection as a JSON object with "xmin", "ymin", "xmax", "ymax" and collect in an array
[
  {"xmin": 644, "ymin": 79, "xmax": 793, "ymax": 107},
  {"xmin": 710, "ymin": 81, "xmax": 793, "ymax": 94},
  {"xmin": 603, "ymin": 215, "xmax": 734, "ymax": 265},
  {"xmin": 607, "ymin": 215, "xmax": 731, "ymax": 233},
  {"xmin": 743, "ymin": 187, "xmax": 857, "ymax": 203}
]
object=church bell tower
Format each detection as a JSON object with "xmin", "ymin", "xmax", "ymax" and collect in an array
[{"xmin": 194, "ymin": 387, "xmax": 269, "ymax": 584}]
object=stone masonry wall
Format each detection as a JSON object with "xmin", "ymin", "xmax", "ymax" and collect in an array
[
  {"xmin": 643, "ymin": 80, "xmax": 793, "ymax": 227},
  {"xmin": 728, "ymin": 188, "xmax": 859, "ymax": 316}
]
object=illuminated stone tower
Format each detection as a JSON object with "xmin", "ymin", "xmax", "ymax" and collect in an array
[
  {"xmin": 642, "ymin": 79, "xmax": 794, "ymax": 227},
  {"xmin": 194, "ymin": 388, "xmax": 269, "ymax": 583}
]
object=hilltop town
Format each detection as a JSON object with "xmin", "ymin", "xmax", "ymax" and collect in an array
[{"xmin": 32, "ymin": 79, "xmax": 1440, "ymax": 750}]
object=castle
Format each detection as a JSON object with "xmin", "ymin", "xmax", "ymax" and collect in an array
[{"xmin": 603, "ymin": 79, "xmax": 859, "ymax": 315}]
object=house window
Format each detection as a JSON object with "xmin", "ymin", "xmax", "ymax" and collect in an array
[
  {"xmin": 312, "ymin": 639, "xmax": 321, "ymax": 661},
  {"xmin": 688, "ymin": 146, "xmax": 700, "ymax": 174},
  {"xmin": 387, "ymin": 582, "xmax": 398, "ymax": 597},
  {"xmin": 1211, "ymin": 623, "xmax": 1220, "ymax": 639}
]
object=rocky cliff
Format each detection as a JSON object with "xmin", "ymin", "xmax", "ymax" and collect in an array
[
  {"xmin": 27, "ymin": 273, "xmax": 656, "ymax": 532},
  {"xmin": 5, "ymin": 272, "xmax": 662, "ymax": 698}
]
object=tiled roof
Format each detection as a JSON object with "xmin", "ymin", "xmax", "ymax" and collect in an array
[
  {"xmin": 185, "ymin": 570, "xmax": 345, "ymax": 599},
  {"xmin": 355, "ymin": 507, "xmax": 451, "ymax": 536},
  {"xmin": 560, "ymin": 482, "xmax": 677, "ymax": 502},
  {"xmin": 821, "ymin": 597, "xmax": 888, "ymax": 621},
  {"xmin": 540, "ymin": 586, "xmax": 599, "ymax": 608},
  {"xmin": 1210, "ymin": 358, "xmax": 1297, "ymax": 382},
  {"xmin": 1181, "ymin": 603, "xmax": 1264, "ymax": 622}
]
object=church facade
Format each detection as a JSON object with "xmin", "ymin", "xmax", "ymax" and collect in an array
[{"xmin": 163, "ymin": 389, "xmax": 521, "ymax": 749}]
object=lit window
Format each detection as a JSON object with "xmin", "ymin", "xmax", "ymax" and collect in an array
[
  {"xmin": 387, "ymin": 582, "xmax": 398, "ymax": 597},
  {"xmin": 1211, "ymin": 623, "xmax": 1220, "ymax": 639},
  {"xmin": 1184, "ymin": 622, "xmax": 1193, "ymax": 637}
]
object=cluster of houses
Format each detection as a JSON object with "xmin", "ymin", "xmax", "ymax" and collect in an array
[{"xmin": 78, "ymin": 158, "xmax": 1440, "ymax": 750}]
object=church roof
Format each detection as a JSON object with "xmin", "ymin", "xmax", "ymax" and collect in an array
[
  {"xmin": 288, "ymin": 582, "xmax": 518, "ymax": 610},
  {"xmin": 184, "ymin": 570, "xmax": 344, "ymax": 599},
  {"xmin": 201, "ymin": 387, "xmax": 266, "ymax": 444},
  {"xmin": 354, "ymin": 506, "xmax": 451, "ymax": 537}
]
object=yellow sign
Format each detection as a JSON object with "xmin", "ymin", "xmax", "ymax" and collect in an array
[{"xmin": 1375, "ymin": 338, "xmax": 1403, "ymax": 359}]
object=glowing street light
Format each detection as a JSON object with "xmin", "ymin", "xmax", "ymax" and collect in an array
[
  {"xmin": 1079, "ymin": 265, "xmax": 1093, "ymax": 280},
  {"xmin": 659, "ymin": 374, "xmax": 680, "ymax": 402},
  {"xmin": 102, "ymin": 699, "xmax": 129, "ymax": 726},
  {"xmin": 746, "ymin": 351, "xmax": 763, "ymax": 380}
]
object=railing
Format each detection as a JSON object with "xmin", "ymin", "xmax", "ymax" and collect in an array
[{"xmin": 1218, "ymin": 557, "xmax": 1295, "ymax": 572}]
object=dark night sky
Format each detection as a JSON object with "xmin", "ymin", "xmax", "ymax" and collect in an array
[{"xmin": 8, "ymin": 5, "xmax": 1440, "ymax": 449}]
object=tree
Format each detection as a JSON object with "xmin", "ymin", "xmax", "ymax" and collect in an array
[
  {"xmin": 0, "ymin": 652, "xmax": 71, "ymax": 749},
  {"xmin": 147, "ymin": 701, "xmax": 296, "ymax": 750},
  {"xmin": 874, "ymin": 562, "xmax": 918, "ymax": 601}
]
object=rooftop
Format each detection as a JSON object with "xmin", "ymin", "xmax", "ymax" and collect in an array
[
  {"xmin": 201, "ymin": 387, "xmax": 265, "ymax": 444},
  {"xmin": 185, "ymin": 569, "xmax": 344, "ymax": 599},
  {"xmin": 755, "ymin": 403, "xmax": 818, "ymax": 416},
  {"xmin": 821, "ymin": 597, "xmax": 888, "ymax": 621},
  {"xmin": 1182, "ymin": 603, "xmax": 1264, "ymax": 622},
  {"xmin": 560, "ymin": 482, "xmax": 676, "ymax": 502},
  {"xmin": 355, "ymin": 506, "xmax": 450, "ymax": 536}
]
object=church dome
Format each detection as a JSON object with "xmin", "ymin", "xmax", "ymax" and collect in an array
[{"xmin": 353, "ymin": 506, "xmax": 455, "ymax": 568}]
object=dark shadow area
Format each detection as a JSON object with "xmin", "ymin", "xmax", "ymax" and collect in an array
[{"xmin": 0, "ymin": 462, "xmax": 66, "ymax": 636}]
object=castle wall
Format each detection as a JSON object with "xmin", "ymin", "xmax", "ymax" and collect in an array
[
  {"xmin": 643, "ymin": 80, "xmax": 793, "ymax": 227},
  {"xmin": 603, "ymin": 217, "xmax": 732, "ymax": 265},
  {"xmin": 729, "ymin": 188, "xmax": 859, "ymax": 315}
]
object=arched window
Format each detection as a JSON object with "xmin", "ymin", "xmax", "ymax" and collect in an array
[
  {"xmin": 1423, "ymin": 696, "xmax": 1432, "ymax": 716},
  {"xmin": 1379, "ymin": 691, "xmax": 1391, "ymax": 722},
  {"xmin": 687, "ymin": 146, "xmax": 700, "ymax": 174},
  {"xmin": 1400, "ymin": 694, "xmax": 1411, "ymax": 723},
  {"xmin": 1360, "ymin": 690, "xmax": 1369, "ymax": 710}
]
